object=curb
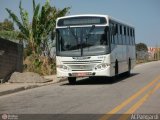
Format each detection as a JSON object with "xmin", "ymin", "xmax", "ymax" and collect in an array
[
  {"xmin": 0, "ymin": 85, "xmax": 39, "ymax": 97},
  {"xmin": 0, "ymin": 78, "xmax": 67, "ymax": 97},
  {"xmin": 0, "ymin": 87, "xmax": 25, "ymax": 96}
]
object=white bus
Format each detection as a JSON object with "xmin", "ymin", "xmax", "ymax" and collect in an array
[{"xmin": 55, "ymin": 14, "xmax": 136, "ymax": 84}]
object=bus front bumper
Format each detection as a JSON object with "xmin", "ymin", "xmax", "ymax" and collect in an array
[{"xmin": 57, "ymin": 66, "xmax": 112, "ymax": 78}]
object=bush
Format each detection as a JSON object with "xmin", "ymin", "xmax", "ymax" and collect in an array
[{"xmin": 23, "ymin": 54, "xmax": 56, "ymax": 75}]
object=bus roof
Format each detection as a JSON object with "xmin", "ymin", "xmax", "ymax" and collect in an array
[{"xmin": 56, "ymin": 14, "xmax": 134, "ymax": 28}]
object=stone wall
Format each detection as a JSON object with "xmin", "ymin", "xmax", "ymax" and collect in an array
[{"xmin": 0, "ymin": 38, "xmax": 23, "ymax": 82}]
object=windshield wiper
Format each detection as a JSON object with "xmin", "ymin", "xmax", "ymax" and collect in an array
[
  {"xmin": 85, "ymin": 25, "xmax": 95, "ymax": 50},
  {"xmin": 86, "ymin": 25, "xmax": 95, "ymax": 40},
  {"xmin": 67, "ymin": 26, "xmax": 78, "ymax": 45}
]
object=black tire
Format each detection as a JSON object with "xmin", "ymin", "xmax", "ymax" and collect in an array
[
  {"xmin": 68, "ymin": 77, "xmax": 76, "ymax": 85},
  {"xmin": 89, "ymin": 76, "xmax": 94, "ymax": 80},
  {"xmin": 127, "ymin": 59, "xmax": 131, "ymax": 76},
  {"xmin": 114, "ymin": 60, "xmax": 119, "ymax": 80},
  {"xmin": 115, "ymin": 60, "xmax": 118, "ymax": 76}
]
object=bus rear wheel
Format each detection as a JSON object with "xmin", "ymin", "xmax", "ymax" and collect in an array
[
  {"xmin": 68, "ymin": 77, "xmax": 76, "ymax": 85},
  {"xmin": 127, "ymin": 59, "xmax": 131, "ymax": 76}
]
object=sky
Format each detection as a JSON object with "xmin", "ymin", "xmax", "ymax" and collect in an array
[{"xmin": 0, "ymin": 0, "xmax": 160, "ymax": 47}]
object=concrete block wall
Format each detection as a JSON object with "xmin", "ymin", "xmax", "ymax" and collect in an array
[{"xmin": 0, "ymin": 38, "xmax": 23, "ymax": 82}]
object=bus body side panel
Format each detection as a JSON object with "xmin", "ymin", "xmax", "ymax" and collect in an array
[{"xmin": 110, "ymin": 45, "xmax": 136, "ymax": 76}]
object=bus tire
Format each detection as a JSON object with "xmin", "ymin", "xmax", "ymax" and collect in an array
[
  {"xmin": 114, "ymin": 60, "xmax": 119, "ymax": 79},
  {"xmin": 127, "ymin": 59, "xmax": 131, "ymax": 76},
  {"xmin": 68, "ymin": 77, "xmax": 76, "ymax": 85}
]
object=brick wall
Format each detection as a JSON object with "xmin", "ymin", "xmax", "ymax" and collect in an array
[{"xmin": 0, "ymin": 38, "xmax": 23, "ymax": 82}]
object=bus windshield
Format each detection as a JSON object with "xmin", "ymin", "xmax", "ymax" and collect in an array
[{"xmin": 56, "ymin": 26, "xmax": 109, "ymax": 56}]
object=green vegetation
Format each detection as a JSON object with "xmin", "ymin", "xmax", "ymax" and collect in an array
[
  {"xmin": 136, "ymin": 43, "xmax": 148, "ymax": 64},
  {"xmin": 0, "ymin": 31, "xmax": 19, "ymax": 41},
  {"xmin": 136, "ymin": 43, "xmax": 148, "ymax": 52},
  {"xmin": 136, "ymin": 42, "xmax": 160, "ymax": 64},
  {"xmin": 0, "ymin": 19, "xmax": 14, "ymax": 31},
  {"xmin": 0, "ymin": 19, "xmax": 21, "ymax": 41},
  {"xmin": 5, "ymin": 0, "xmax": 70, "ymax": 75},
  {"xmin": 6, "ymin": 0, "xmax": 70, "ymax": 55}
]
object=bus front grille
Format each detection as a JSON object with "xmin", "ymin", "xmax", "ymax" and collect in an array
[
  {"xmin": 62, "ymin": 60, "xmax": 102, "ymax": 71},
  {"xmin": 62, "ymin": 60, "xmax": 102, "ymax": 64},
  {"xmin": 69, "ymin": 65, "xmax": 93, "ymax": 71}
]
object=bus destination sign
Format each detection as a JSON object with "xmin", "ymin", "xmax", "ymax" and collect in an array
[{"xmin": 57, "ymin": 17, "xmax": 107, "ymax": 26}]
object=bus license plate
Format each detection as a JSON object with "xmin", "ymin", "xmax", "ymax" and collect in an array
[{"xmin": 74, "ymin": 73, "xmax": 87, "ymax": 76}]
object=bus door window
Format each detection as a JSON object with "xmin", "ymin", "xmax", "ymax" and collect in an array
[
  {"xmin": 110, "ymin": 22, "xmax": 118, "ymax": 52},
  {"xmin": 100, "ymin": 26, "xmax": 108, "ymax": 45},
  {"xmin": 110, "ymin": 23, "xmax": 115, "ymax": 44}
]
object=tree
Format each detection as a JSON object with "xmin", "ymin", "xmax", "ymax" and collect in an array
[
  {"xmin": 136, "ymin": 43, "xmax": 148, "ymax": 61},
  {"xmin": 0, "ymin": 31, "xmax": 19, "ymax": 41},
  {"xmin": 0, "ymin": 19, "xmax": 21, "ymax": 41},
  {"xmin": 5, "ymin": 0, "xmax": 70, "ymax": 75},
  {"xmin": 6, "ymin": 0, "xmax": 70, "ymax": 55},
  {"xmin": 0, "ymin": 19, "xmax": 14, "ymax": 31},
  {"xmin": 136, "ymin": 43, "xmax": 148, "ymax": 52}
]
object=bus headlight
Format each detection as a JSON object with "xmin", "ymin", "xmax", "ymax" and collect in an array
[
  {"xmin": 57, "ymin": 65, "xmax": 70, "ymax": 71},
  {"xmin": 95, "ymin": 63, "xmax": 109, "ymax": 70}
]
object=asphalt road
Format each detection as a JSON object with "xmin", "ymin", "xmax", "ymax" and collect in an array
[{"xmin": 0, "ymin": 61, "xmax": 160, "ymax": 120}]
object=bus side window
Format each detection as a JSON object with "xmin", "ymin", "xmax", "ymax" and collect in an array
[
  {"xmin": 117, "ymin": 24, "xmax": 119, "ymax": 45},
  {"xmin": 124, "ymin": 26, "xmax": 126, "ymax": 36},
  {"xmin": 122, "ymin": 26, "xmax": 125, "ymax": 45},
  {"xmin": 124, "ymin": 26, "xmax": 127, "ymax": 45},
  {"xmin": 127, "ymin": 28, "xmax": 132, "ymax": 45},
  {"xmin": 130, "ymin": 29, "xmax": 132, "ymax": 37},
  {"xmin": 130, "ymin": 28, "xmax": 133, "ymax": 45},
  {"xmin": 133, "ymin": 29, "xmax": 135, "ymax": 45},
  {"xmin": 126, "ymin": 27, "xmax": 128, "ymax": 45},
  {"xmin": 115, "ymin": 24, "xmax": 118, "ymax": 44},
  {"xmin": 119, "ymin": 25, "xmax": 122, "ymax": 45}
]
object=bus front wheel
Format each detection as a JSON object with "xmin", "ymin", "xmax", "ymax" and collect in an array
[
  {"xmin": 115, "ymin": 60, "xmax": 119, "ymax": 76},
  {"xmin": 114, "ymin": 60, "xmax": 119, "ymax": 80},
  {"xmin": 68, "ymin": 77, "xmax": 76, "ymax": 85}
]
